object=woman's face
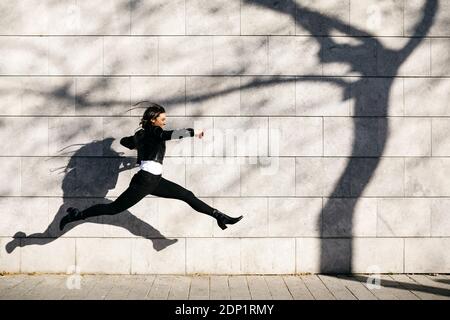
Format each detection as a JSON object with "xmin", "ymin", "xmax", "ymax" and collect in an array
[{"xmin": 151, "ymin": 112, "xmax": 166, "ymax": 128}]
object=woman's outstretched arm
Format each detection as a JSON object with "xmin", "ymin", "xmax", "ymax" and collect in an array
[{"xmin": 153, "ymin": 126, "xmax": 203, "ymax": 141}]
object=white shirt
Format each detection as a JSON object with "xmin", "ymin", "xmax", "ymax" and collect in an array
[{"xmin": 139, "ymin": 160, "xmax": 163, "ymax": 175}]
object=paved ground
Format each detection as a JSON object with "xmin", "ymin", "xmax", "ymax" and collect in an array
[{"xmin": 0, "ymin": 274, "xmax": 449, "ymax": 300}]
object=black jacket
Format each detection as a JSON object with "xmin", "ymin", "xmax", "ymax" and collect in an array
[{"xmin": 120, "ymin": 125, "xmax": 194, "ymax": 165}]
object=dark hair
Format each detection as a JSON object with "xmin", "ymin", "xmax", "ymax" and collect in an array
[{"xmin": 139, "ymin": 103, "xmax": 166, "ymax": 128}]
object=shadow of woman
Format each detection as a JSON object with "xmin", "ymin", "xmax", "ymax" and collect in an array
[{"xmin": 5, "ymin": 137, "xmax": 177, "ymax": 254}]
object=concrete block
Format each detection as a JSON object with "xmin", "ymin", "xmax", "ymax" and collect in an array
[
  {"xmin": 296, "ymin": 238, "xmax": 351, "ymax": 273},
  {"xmin": 349, "ymin": 0, "xmax": 403, "ymax": 36},
  {"xmin": 159, "ymin": 36, "xmax": 213, "ymax": 75},
  {"xmin": 351, "ymin": 158, "xmax": 404, "ymax": 197},
  {"xmin": 0, "ymin": 0, "xmax": 49, "ymax": 35},
  {"xmin": 131, "ymin": 0, "xmax": 185, "ymax": 35},
  {"xmin": 322, "ymin": 37, "xmax": 377, "ymax": 76},
  {"xmin": 378, "ymin": 38, "xmax": 431, "ymax": 76},
  {"xmin": 186, "ymin": 157, "xmax": 240, "ymax": 197},
  {"xmin": 404, "ymin": 78, "xmax": 450, "ymax": 116},
  {"xmin": 0, "ymin": 197, "xmax": 49, "ymax": 237},
  {"xmin": 131, "ymin": 238, "xmax": 185, "ymax": 274},
  {"xmin": 324, "ymin": 117, "xmax": 379, "ymax": 156},
  {"xmin": 186, "ymin": 0, "xmax": 240, "ymax": 35},
  {"xmin": 213, "ymin": 36, "xmax": 268, "ymax": 75},
  {"xmin": 0, "ymin": 237, "xmax": 21, "ymax": 273},
  {"xmin": 186, "ymin": 77, "xmax": 240, "ymax": 116},
  {"xmin": 212, "ymin": 197, "xmax": 268, "ymax": 237},
  {"xmin": 431, "ymin": 118, "xmax": 450, "ymax": 157},
  {"xmin": 241, "ymin": 238, "xmax": 296, "ymax": 274},
  {"xmin": 405, "ymin": 158, "xmax": 450, "ymax": 196},
  {"xmin": 76, "ymin": 238, "xmax": 131, "ymax": 274},
  {"xmin": 186, "ymin": 238, "xmax": 241, "ymax": 274},
  {"xmin": 0, "ymin": 117, "xmax": 48, "ymax": 156},
  {"xmin": 296, "ymin": 238, "xmax": 319, "ymax": 273},
  {"xmin": 381, "ymin": 118, "xmax": 431, "ymax": 156},
  {"xmin": 241, "ymin": 0, "xmax": 296, "ymax": 35},
  {"xmin": 214, "ymin": 117, "xmax": 268, "ymax": 157},
  {"xmin": 48, "ymin": 117, "xmax": 103, "ymax": 157},
  {"xmin": 295, "ymin": 0, "xmax": 350, "ymax": 36},
  {"xmin": 322, "ymin": 197, "xmax": 377, "ymax": 237},
  {"xmin": 240, "ymin": 76, "xmax": 296, "ymax": 115},
  {"xmin": 44, "ymin": 0, "xmax": 78, "ymax": 35},
  {"xmin": 431, "ymin": 199, "xmax": 450, "ymax": 236},
  {"xmin": 0, "ymin": 37, "xmax": 48, "ymax": 75},
  {"xmin": 48, "ymin": 37, "xmax": 103, "ymax": 75},
  {"xmin": 268, "ymin": 36, "xmax": 322, "ymax": 75},
  {"xmin": 377, "ymin": 198, "xmax": 431, "ymax": 237},
  {"xmin": 296, "ymin": 238, "xmax": 403, "ymax": 273},
  {"xmin": 431, "ymin": 38, "xmax": 450, "ymax": 76},
  {"xmin": 156, "ymin": 197, "xmax": 214, "ymax": 237},
  {"xmin": 21, "ymin": 77, "xmax": 76, "ymax": 116},
  {"xmin": 349, "ymin": 77, "xmax": 404, "ymax": 116},
  {"xmin": 21, "ymin": 238, "xmax": 76, "ymax": 273},
  {"xmin": 269, "ymin": 117, "xmax": 322, "ymax": 156},
  {"xmin": 104, "ymin": 37, "xmax": 158, "ymax": 75},
  {"xmin": 0, "ymin": 157, "xmax": 20, "ymax": 196},
  {"xmin": 296, "ymin": 79, "xmax": 351, "ymax": 116},
  {"xmin": 21, "ymin": 157, "xmax": 54, "ymax": 197},
  {"xmin": 405, "ymin": 238, "xmax": 450, "ymax": 273},
  {"xmin": 42, "ymin": 0, "xmax": 130, "ymax": 35},
  {"xmin": 352, "ymin": 238, "xmax": 404, "ymax": 273},
  {"xmin": 405, "ymin": 0, "xmax": 450, "ymax": 37},
  {"xmin": 71, "ymin": 0, "xmax": 130, "ymax": 35},
  {"xmin": 241, "ymin": 157, "xmax": 296, "ymax": 197},
  {"xmin": 268, "ymin": 198, "xmax": 321, "ymax": 237},
  {"xmin": 75, "ymin": 77, "xmax": 131, "ymax": 116},
  {"xmin": 295, "ymin": 157, "xmax": 351, "ymax": 197},
  {"xmin": 0, "ymin": 77, "xmax": 22, "ymax": 115},
  {"xmin": 131, "ymin": 77, "xmax": 185, "ymax": 116}
]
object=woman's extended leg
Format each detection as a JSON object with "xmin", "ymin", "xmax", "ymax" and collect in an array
[
  {"xmin": 150, "ymin": 177, "xmax": 243, "ymax": 229},
  {"xmin": 150, "ymin": 177, "xmax": 215, "ymax": 216}
]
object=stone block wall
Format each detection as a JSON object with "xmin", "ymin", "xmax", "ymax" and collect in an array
[{"xmin": 0, "ymin": 0, "xmax": 449, "ymax": 274}]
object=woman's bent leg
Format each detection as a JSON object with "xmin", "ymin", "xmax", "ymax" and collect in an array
[
  {"xmin": 81, "ymin": 185, "xmax": 147, "ymax": 219},
  {"xmin": 60, "ymin": 171, "xmax": 159, "ymax": 231}
]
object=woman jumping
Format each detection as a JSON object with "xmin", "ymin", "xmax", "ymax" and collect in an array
[{"xmin": 59, "ymin": 103, "xmax": 243, "ymax": 231}]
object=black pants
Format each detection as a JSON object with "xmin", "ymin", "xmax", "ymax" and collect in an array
[{"xmin": 80, "ymin": 170, "xmax": 215, "ymax": 219}]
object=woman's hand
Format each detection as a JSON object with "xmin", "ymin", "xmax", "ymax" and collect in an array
[{"xmin": 195, "ymin": 129, "xmax": 204, "ymax": 139}]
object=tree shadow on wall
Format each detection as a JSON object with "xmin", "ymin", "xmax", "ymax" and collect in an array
[
  {"xmin": 246, "ymin": 0, "xmax": 438, "ymax": 273},
  {"xmin": 5, "ymin": 138, "xmax": 177, "ymax": 254}
]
